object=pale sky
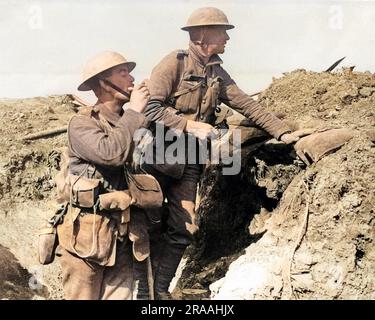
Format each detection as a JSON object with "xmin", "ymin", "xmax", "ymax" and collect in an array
[{"xmin": 1, "ymin": 0, "xmax": 375, "ymax": 103}]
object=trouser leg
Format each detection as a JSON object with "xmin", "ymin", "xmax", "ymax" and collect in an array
[
  {"xmin": 153, "ymin": 165, "xmax": 201, "ymax": 299},
  {"xmin": 60, "ymin": 239, "xmax": 134, "ymax": 300},
  {"xmin": 100, "ymin": 239, "xmax": 134, "ymax": 300},
  {"xmin": 153, "ymin": 242, "xmax": 186, "ymax": 300},
  {"xmin": 134, "ymin": 207, "xmax": 164, "ymax": 300},
  {"xmin": 60, "ymin": 248, "xmax": 104, "ymax": 300}
]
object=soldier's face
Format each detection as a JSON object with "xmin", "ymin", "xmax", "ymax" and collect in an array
[
  {"xmin": 204, "ymin": 26, "xmax": 230, "ymax": 55},
  {"xmin": 107, "ymin": 64, "xmax": 135, "ymax": 101}
]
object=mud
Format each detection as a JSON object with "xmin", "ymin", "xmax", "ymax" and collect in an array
[
  {"xmin": 0, "ymin": 244, "xmax": 48, "ymax": 300},
  {"xmin": 0, "ymin": 95, "xmax": 75, "ymax": 299}
]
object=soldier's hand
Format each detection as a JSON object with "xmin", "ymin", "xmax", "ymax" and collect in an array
[
  {"xmin": 99, "ymin": 191, "xmax": 134, "ymax": 211},
  {"xmin": 280, "ymin": 128, "xmax": 318, "ymax": 144},
  {"xmin": 185, "ymin": 120, "xmax": 218, "ymax": 140},
  {"xmin": 279, "ymin": 132, "xmax": 300, "ymax": 144},
  {"xmin": 128, "ymin": 80, "xmax": 150, "ymax": 113}
]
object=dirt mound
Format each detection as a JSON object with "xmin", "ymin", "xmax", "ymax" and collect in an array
[
  {"xmin": 0, "ymin": 244, "xmax": 48, "ymax": 299},
  {"xmin": 177, "ymin": 69, "xmax": 375, "ymax": 299},
  {"xmin": 0, "ymin": 95, "xmax": 76, "ymax": 299},
  {"xmin": 0, "ymin": 95, "xmax": 76, "ymax": 211},
  {"xmin": 259, "ymin": 68, "xmax": 375, "ymax": 133}
]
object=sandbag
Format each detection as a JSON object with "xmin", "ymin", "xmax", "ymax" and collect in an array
[{"xmin": 294, "ymin": 128, "xmax": 354, "ymax": 165}]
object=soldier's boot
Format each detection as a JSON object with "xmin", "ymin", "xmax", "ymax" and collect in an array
[
  {"xmin": 134, "ymin": 260, "xmax": 150, "ymax": 300},
  {"xmin": 136, "ymin": 283, "xmax": 150, "ymax": 300},
  {"xmin": 135, "ymin": 238, "xmax": 164, "ymax": 300},
  {"xmin": 154, "ymin": 244, "xmax": 186, "ymax": 300}
]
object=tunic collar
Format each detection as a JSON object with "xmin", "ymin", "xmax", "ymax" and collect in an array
[
  {"xmin": 93, "ymin": 103, "xmax": 123, "ymax": 125},
  {"xmin": 188, "ymin": 42, "xmax": 223, "ymax": 69}
]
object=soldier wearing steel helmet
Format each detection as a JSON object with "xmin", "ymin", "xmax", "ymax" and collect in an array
[
  {"xmin": 56, "ymin": 51, "xmax": 150, "ymax": 299},
  {"xmin": 140, "ymin": 7, "xmax": 302, "ymax": 300}
]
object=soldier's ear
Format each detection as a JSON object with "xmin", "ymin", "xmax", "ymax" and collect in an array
[{"xmin": 99, "ymin": 79, "xmax": 111, "ymax": 93}]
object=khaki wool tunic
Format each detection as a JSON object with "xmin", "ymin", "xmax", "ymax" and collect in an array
[{"xmin": 146, "ymin": 44, "xmax": 291, "ymax": 140}]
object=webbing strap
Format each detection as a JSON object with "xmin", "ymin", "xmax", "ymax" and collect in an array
[{"xmin": 169, "ymin": 80, "xmax": 204, "ymax": 99}]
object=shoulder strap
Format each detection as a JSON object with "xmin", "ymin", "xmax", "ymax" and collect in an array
[
  {"xmin": 169, "ymin": 50, "xmax": 205, "ymax": 100},
  {"xmin": 170, "ymin": 81, "xmax": 203, "ymax": 99},
  {"xmin": 77, "ymin": 105, "xmax": 95, "ymax": 117},
  {"xmin": 177, "ymin": 49, "xmax": 188, "ymax": 59}
]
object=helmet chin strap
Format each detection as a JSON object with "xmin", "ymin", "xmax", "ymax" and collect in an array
[
  {"xmin": 192, "ymin": 28, "xmax": 211, "ymax": 59},
  {"xmin": 197, "ymin": 28, "xmax": 208, "ymax": 49},
  {"xmin": 100, "ymin": 78, "xmax": 131, "ymax": 99}
]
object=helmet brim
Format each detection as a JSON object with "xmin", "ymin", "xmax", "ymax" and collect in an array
[
  {"xmin": 181, "ymin": 23, "xmax": 234, "ymax": 31},
  {"xmin": 77, "ymin": 61, "xmax": 136, "ymax": 91}
]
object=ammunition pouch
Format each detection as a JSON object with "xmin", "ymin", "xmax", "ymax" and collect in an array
[
  {"xmin": 69, "ymin": 174, "xmax": 101, "ymax": 208},
  {"xmin": 199, "ymin": 76, "xmax": 222, "ymax": 124},
  {"xmin": 172, "ymin": 75, "xmax": 204, "ymax": 115},
  {"xmin": 56, "ymin": 169, "xmax": 102, "ymax": 208},
  {"xmin": 169, "ymin": 75, "xmax": 222, "ymax": 125},
  {"xmin": 125, "ymin": 168, "xmax": 164, "ymax": 209}
]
